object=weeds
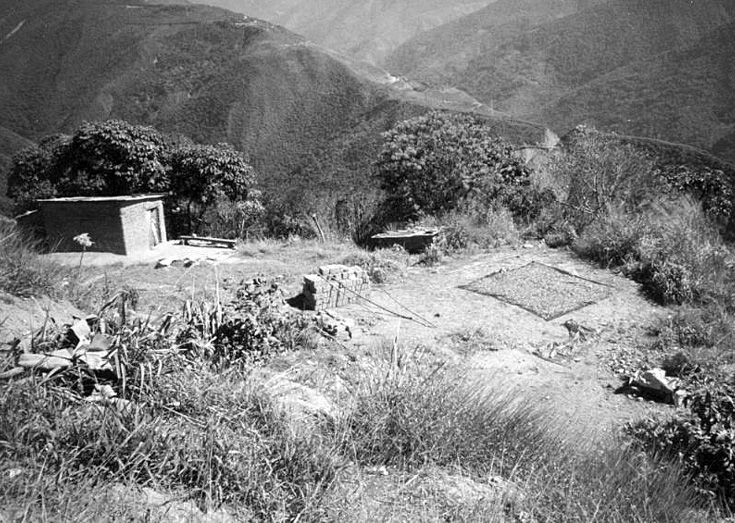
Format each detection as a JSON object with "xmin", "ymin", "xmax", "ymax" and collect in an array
[
  {"xmin": 340, "ymin": 245, "xmax": 410, "ymax": 284},
  {"xmin": 627, "ymin": 382, "xmax": 735, "ymax": 511},
  {"xmin": 0, "ymin": 373, "xmax": 342, "ymax": 520},
  {"xmin": 0, "ymin": 221, "xmax": 68, "ymax": 298},
  {"xmin": 336, "ymin": 353, "xmax": 704, "ymax": 522},
  {"xmin": 574, "ymin": 198, "xmax": 734, "ymax": 307},
  {"xmin": 177, "ymin": 278, "xmax": 315, "ymax": 369}
]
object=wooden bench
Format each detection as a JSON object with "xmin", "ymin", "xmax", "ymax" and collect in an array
[{"xmin": 179, "ymin": 235, "xmax": 237, "ymax": 249}]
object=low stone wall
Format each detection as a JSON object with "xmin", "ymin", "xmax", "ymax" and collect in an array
[{"xmin": 303, "ymin": 264, "xmax": 370, "ymax": 310}]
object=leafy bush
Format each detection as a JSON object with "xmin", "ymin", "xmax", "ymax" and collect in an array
[
  {"xmin": 659, "ymin": 164, "xmax": 734, "ymax": 223},
  {"xmin": 200, "ymin": 195, "xmax": 265, "ymax": 240},
  {"xmin": 430, "ymin": 205, "xmax": 520, "ymax": 254},
  {"xmin": 375, "ymin": 111, "xmax": 530, "ymax": 222},
  {"xmin": 177, "ymin": 278, "xmax": 313, "ymax": 368},
  {"xmin": 572, "ymin": 203, "xmax": 648, "ymax": 268},
  {"xmin": 574, "ymin": 198, "xmax": 734, "ymax": 306},
  {"xmin": 7, "ymin": 120, "xmax": 260, "ymax": 237},
  {"xmin": 629, "ymin": 202, "xmax": 732, "ymax": 305},
  {"xmin": 627, "ymin": 383, "xmax": 735, "ymax": 509},
  {"xmin": 495, "ymin": 184, "xmax": 558, "ymax": 224},
  {"xmin": 7, "ymin": 121, "xmax": 171, "ymax": 209},
  {"xmin": 551, "ymin": 126, "xmax": 660, "ymax": 229},
  {"xmin": 169, "ymin": 144, "xmax": 259, "ymax": 234}
]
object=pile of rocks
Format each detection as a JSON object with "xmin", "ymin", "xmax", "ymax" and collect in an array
[{"xmin": 302, "ymin": 264, "xmax": 370, "ymax": 310}]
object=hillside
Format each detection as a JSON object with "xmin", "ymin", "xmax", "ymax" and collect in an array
[
  {"xmin": 387, "ymin": 0, "xmax": 735, "ymax": 162},
  {"xmin": 537, "ymin": 21, "xmax": 735, "ymax": 161},
  {"xmin": 386, "ymin": 0, "xmax": 604, "ymax": 86},
  {"xmin": 0, "ymin": 126, "xmax": 33, "ymax": 214},
  {"xmin": 0, "ymin": 0, "xmax": 548, "ymax": 215},
  {"xmin": 192, "ymin": 0, "xmax": 490, "ymax": 65}
]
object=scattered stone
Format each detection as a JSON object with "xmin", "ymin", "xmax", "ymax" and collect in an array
[
  {"xmin": 315, "ymin": 311, "xmax": 357, "ymax": 341},
  {"xmin": 18, "ymin": 351, "xmax": 72, "ymax": 371},
  {"xmin": 108, "ymin": 484, "xmax": 238, "ymax": 523},
  {"xmin": 631, "ymin": 368, "xmax": 675, "ymax": 403},
  {"xmin": 259, "ymin": 374, "xmax": 336, "ymax": 422},
  {"xmin": 365, "ymin": 465, "xmax": 389, "ymax": 476},
  {"xmin": 616, "ymin": 367, "xmax": 687, "ymax": 405},
  {"xmin": 76, "ymin": 333, "xmax": 113, "ymax": 371},
  {"xmin": 6, "ymin": 468, "xmax": 24, "ymax": 480},
  {"xmin": 563, "ymin": 319, "xmax": 596, "ymax": 341},
  {"xmin": 68, "ymin": 318, "xmax": 92, "ymax": 347},
  {"xmin": 155, "ymin": 257, "xmax": 175, "ymax": 268}
]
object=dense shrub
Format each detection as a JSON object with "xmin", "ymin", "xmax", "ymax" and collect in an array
[
  {"xmin": 176, "ymin": 278, "xmax": 316, "ymax": 369},
  {"xmin": 551, "ymin": 126, "xmax": 660, "ymax": 229},
  {"xmin": 650, "ymin": 306, "xmax": 735, "ymax": 357},
  {"xmin": 574, "ymin": 198, "xmax": 733, "ymax": 306},
  {"xmin": 659, "ymin": 164, "xmax": 734, "ymax": 223},
  {"xmin": 571, "ymin": 203, "xmax": 646, "ymax": 267},
  {"xmin": 627, "ymin": 383, "xmax": 735, "ymax": 509},
  {"xmin": 430, "ymin": 205, "xmax": 520, "ymax": 253},
  {"xmin": 375, "ymin": 111, "xmax": 530, "ymax": 222},
  {"xmin": 168, "ymin": 144, "xmax": 259, "ymax": 235}
]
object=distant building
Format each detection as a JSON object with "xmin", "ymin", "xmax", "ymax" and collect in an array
[{"xmin": 37, "ymin": 194, "xmax": 167, "ymax": 256}]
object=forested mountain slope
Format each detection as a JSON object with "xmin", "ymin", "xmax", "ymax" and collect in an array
[
  {"xmin": 192, "ymin": 0, "xmax": 490, "ymax": 65},
  {"xmin": 0, "ymin": 0, "xmax": 547, "ymax": 213},
  {"xmin": 387, "ymin": 0, "xmax": 735, "ymax": 162}
]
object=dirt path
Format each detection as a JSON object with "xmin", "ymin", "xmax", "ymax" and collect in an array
[
  {"xmin": 4, "ymin": 242, "xmax": 673, "ymax": 443},
  {"xmin": 340, "ymin": 244, "xmax": 670, "ymax": 441}
]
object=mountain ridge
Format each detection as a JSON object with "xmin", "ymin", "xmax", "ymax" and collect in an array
[
  {"xmin": 191, "ymin": 0, "xmax": 491, "ymax": 65},
  {"xmin": 385, "ymin": 0, "xmax": 735, "ymax": 162},
  {"xmin": 0, "ymin": 0, "xmax": 548, "ymax": 214}
]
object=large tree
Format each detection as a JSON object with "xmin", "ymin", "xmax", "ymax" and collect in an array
[
  {"xmin": 54, "ymin": 120, "xmax": 170, "ymax": 196},
  {"xmin": 7, "ymin": 121, "xmax": 170, "ymax": 209},
  {"xmin": 7, "ymin": 120, "xmax": 259, "ymax": 235},
  {"xmin": 375, "ymin": 111, "xmax": 529, "ymax": 222},
  {"xmin": 169, "ymin": 144, "xmax": 257, "ymax": 233}
]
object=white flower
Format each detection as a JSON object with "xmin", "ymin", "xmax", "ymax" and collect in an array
[{"xmin": 73, "ymin": 233, "xmax": 94, "ymax": 248}]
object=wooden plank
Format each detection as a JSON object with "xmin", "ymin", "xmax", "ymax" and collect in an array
[{"xmin": 179, "ymin": 235, "xmax": 236, "ymax": 248}]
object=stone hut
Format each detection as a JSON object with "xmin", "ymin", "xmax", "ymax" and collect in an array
[{"xmin": 37, "ymin": 194, "xmax": 167, "ymax": 255}]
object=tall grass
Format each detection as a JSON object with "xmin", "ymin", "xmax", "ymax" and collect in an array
[
  {"xmin": 0, "ymin": 368, "xmax": 342, "ymax": 521},
  {"xmin": 574, "ymin": 198, "xmax": 734, "ymax": 307},
  {"xmin": 335, "ymin": 352, "xmax": 706, "ymax": 522},
  {"xmin": 1, "ymin": 342, "xmax": 712, "ymax": 522},
  {"xmin": 0, "ymin": 221, "xmax": 67, "ymax": 298}
]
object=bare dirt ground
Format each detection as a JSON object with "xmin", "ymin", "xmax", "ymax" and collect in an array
[
  {"xmin": 0, "ymin": 240, "xmax": 690, "ymax": 521},
  {"xmin": 3, "ymin": 241, "xmax": 671, "ymax": 443},
  {"xmin": 335, "ymin": 243, "xmax": 668, "ymax": 442}
]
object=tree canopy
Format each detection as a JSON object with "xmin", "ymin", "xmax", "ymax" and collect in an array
[
  {"xmin": 169, "ymin": 144, "xmax": 256, "ymax": 232},
  {"xmin": 7, "ymin": 120, "xmax": 259, "ymax": 234},
  {"xmin": 375, "ymin": 111, "xmax": 530, "ymax": 221}
]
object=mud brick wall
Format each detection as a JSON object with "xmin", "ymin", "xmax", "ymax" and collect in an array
[
  {"xmin": 39, "ymin": 195, "xmax": 166, "ymax": 256},
  {"xmin": 41, "ymin": 200, "xmax": 127, "ymax": 254},
  {"xmin": 119, "ymin": 199, "xmax": 167, "ymax": 254},
  {"xmin": 303, "ymin": 264, "xmax": 370, "ymax": 310}
]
